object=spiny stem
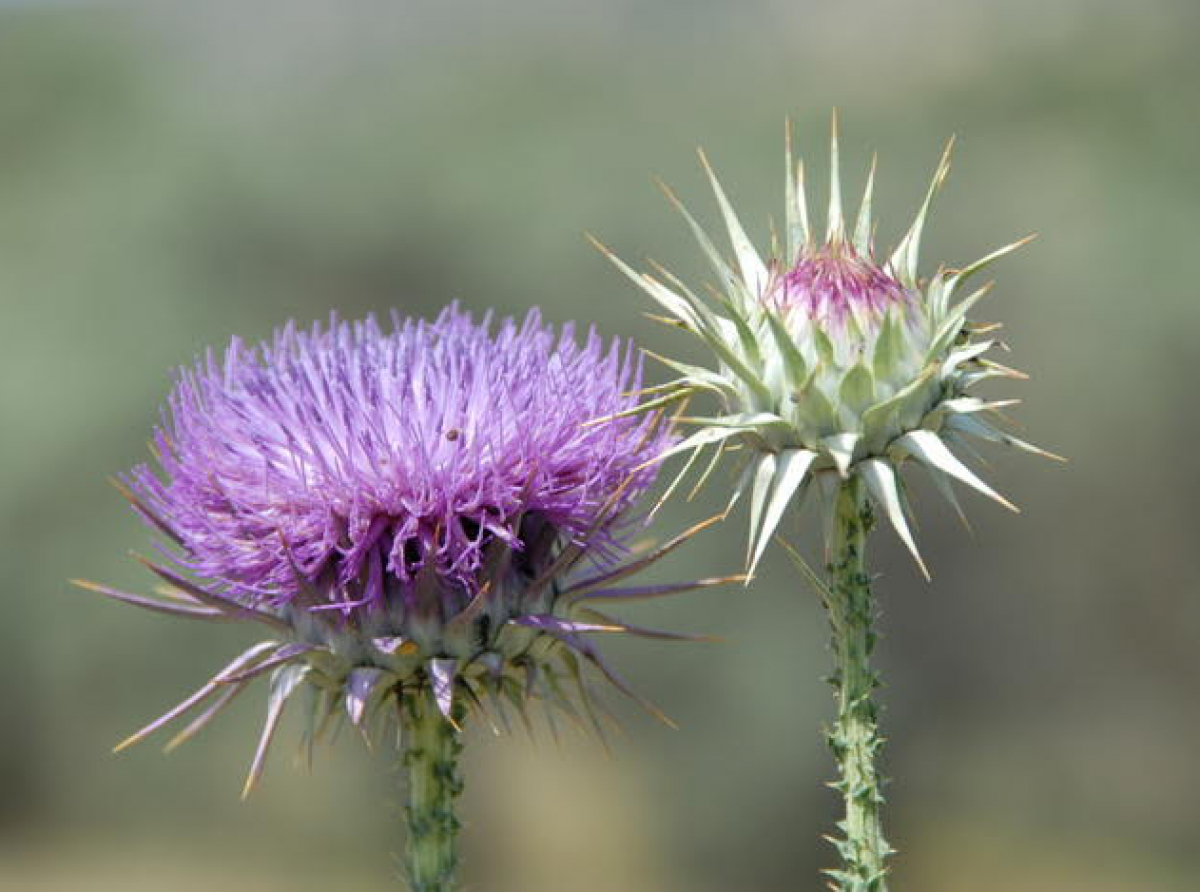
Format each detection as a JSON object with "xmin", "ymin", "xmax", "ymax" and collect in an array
[
  {"xmin": 401, "ymin": 686, "xmax": 464, "ymax": 892},
  {"xmin": 824, "ymin": 476, "xmax": 891, "ymax": 891}
]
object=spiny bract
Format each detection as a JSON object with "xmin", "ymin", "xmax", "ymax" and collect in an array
[
  {"xmin": 596, "ymin": 117, "xmax": 1060, "ymax": 578},
  {"xmin": 78, "ymin": 304, "xmax": 730, "ymax": 795}
]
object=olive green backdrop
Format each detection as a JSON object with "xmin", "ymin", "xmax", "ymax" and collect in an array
[{"xmin": 2, "ymin": 2, "xmax": 1198, "ymax": 889}]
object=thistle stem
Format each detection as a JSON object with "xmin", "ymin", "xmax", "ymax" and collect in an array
[
  {"xmin": 824, "ymin": 476, "xmax": 891, "ymax": 890},
  {"xmin": 401, "ymin": 687, "xmax": 464, "ymax": 892}
]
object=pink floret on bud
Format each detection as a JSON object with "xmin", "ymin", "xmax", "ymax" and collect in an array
[{"xmin": 767, "ymin": 247, "xmax": 915, "ymax": 331}]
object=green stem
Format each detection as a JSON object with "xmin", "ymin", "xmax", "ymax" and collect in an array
[
  {"xmin": 824, "ymin": 477, "xmax": 891, "ymax": 891},
  {"xmin": 401, "ymin": 687, "xmax": 464, "ymax": 892}
]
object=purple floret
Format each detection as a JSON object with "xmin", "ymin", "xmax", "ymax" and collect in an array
[
  {"xmin": 770, "ymin": 247, "xmax": 915, "ymax": 328},
  {"xmin": 126, "ymin": 304, "xmax": 666, "ymax": 616}
]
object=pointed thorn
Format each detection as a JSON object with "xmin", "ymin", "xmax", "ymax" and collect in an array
[
  {"xmin": 584, "ymin": 231, "xmax": 613, "ymax": 256},
  {"xmin": 655, "ymin": 176, "xmax": 684, "ymax": 209}
]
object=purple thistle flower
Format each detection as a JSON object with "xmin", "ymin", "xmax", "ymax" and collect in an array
[
  {"xmin": 81, "ymin": 303, "xmax": 736, "ymax": 803},
  {"xmin": 126, "ymin": 303, "xmax": 661, "ymax": 616}
]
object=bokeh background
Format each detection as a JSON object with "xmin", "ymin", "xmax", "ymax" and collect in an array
[{"xmin": 2, "ymin": 1, "xmax": 1198, "ymax": 889}]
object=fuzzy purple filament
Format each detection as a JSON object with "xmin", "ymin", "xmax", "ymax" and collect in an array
[
  {"xmin": 770, "ymin": 248, "xmax": 914, "ymax": 328},
  {"xmin": 126, "ymin": 304, "xmax": 666, "ymax": 617}
]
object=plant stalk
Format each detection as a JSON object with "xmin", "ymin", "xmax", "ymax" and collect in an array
[
  {"xmin": 824, "ymin": 476, "xmax": 891, "ymax": 891},
  {"xmin": 401, "ymin": 686, "xmax": 464, "ymax": 892}
]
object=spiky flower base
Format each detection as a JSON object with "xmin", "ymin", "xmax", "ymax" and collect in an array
[
  {"xmin": 823, "ymin": 478, "xmax": 891, "ymax": 891},
  {"xmin": 77, "ymin": 510, "xmax": 729, "ymax": 798}
]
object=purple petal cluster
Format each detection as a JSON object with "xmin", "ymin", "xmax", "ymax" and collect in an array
[
  {"xmin": 769, "ymin": 247, "xmax": 915, "ymax": 329},
  {"xmin": 127, "ymin": 304, "xmax": 666, "ymax": 616}
]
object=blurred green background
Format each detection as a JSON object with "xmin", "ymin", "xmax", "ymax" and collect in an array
[{"xmin": 2, "ymin": 1, "xmax": 1198, "ymax": 889}]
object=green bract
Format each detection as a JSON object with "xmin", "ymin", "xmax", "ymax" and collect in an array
[{"xmin": 596, "ymin": 117, "xmax": 1059, "ymax": 577}]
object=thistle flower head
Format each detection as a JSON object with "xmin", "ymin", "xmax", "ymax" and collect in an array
[
  {"xmin": 81, "ymin": 304, "xmax": 730, "ymax": 795},
  {"xmin": 128, "ymin": 305, "xmax": 659, "ymax": 614},
  {"xmin": 597, "ymin": 116, "xmax": 1060, "ymax": 578}
]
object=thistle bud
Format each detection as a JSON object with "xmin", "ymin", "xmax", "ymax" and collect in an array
[{"xmin": 597, "ymin": 116, "xmax": 1059, "ymax": 577}]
